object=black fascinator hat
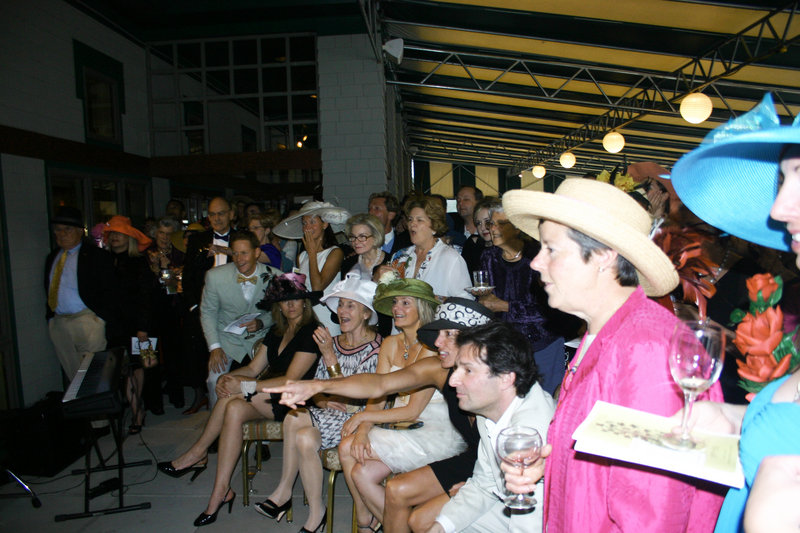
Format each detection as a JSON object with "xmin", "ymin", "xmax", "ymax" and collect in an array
[{"xmin": 257, "ymin": 272, "xmax": 322, "ymax": 310}]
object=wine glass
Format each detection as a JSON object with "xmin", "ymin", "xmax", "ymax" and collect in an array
[
  {"xmin": 496, "ymin": 425, "xmax": 543, "ymax": 509},
  {"xmin": 662, "ymin": 320, "xmax": 725, "ymax": 450},
  {"xmin": 473, "ymin": 270, "xmax": 489, "ymax": 289}
]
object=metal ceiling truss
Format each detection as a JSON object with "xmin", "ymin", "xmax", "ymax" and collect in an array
[
  {"xmin": 505, "ymin": 0, "xmax": 800, "ymax": 173},
  {"xmin": 381, "ymin": 1, "xmax": 799, "ymax": 173}
]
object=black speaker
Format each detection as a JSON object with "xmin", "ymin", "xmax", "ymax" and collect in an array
[{"xmin": 0, "ymin": 391, "xmax": 92, "ymax": 477}]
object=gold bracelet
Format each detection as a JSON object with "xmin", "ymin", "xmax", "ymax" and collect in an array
[{"xmin": 326, "ymin": 363, "xmax": 342, "ymax": 377}]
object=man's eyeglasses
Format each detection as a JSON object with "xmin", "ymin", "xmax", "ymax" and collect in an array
[{"xmin": 348, "ymin": 234, "xmax": 373, "ymax": 242}]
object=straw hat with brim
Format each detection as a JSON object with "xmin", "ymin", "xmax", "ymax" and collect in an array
[
  {"xmin": 103, "ymin": 215, "xmax": 152, "ymax": 252},
  {"xmin": 273, "ymin": 201, "xmax": 351, "ymax": 240},
  {"xmin": 671, "ymin": 93, "xmax": 799, "ymax": 252},
  {"xmin": 503, "ymin": 179, "xmax": 678, "ymax": 297},
  {"xmin": 417, "ymin": 298, "xmax": 493, "ymax": 348},
  {"xmin": 320, "ymin": 274, "xmax": 379, "ymax": 326},
  {"xmin": 373, "ymin": 278, "xmax": 439, "ymax": 317},
  {"xmin": 51, "ymin": 206, "xmax": 84, "ymax": 228},
  {"xmin": 257, "ymin": 272, "xmax": 322, "ymax": 309}
]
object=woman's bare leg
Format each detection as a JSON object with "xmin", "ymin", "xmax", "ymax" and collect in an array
[
  {"xmin": 408, "ymin": 492, "xmax": 451, "ymax": 533},
  {"xmin": 384, "ymin": 467, "xmax": 446, "ymax": 533},
  {"xmin": 352, "ymin": 459, "xmax": 392, "ymax": 523},
  {"xmin": 295, "ymin": 422, "xmax": 325, "ymax": 531},
  {"xmin": 171, "ymin": 393, "xmax": 236, "ymax": 469},
  {"xmin": 265, "ymin": 410, "xmax": 310, "ymax": 505},
  {"xmin": 340, "ymin": 434, "xmax": 374, "ymax": 528},
  {"xmin": 204, "ymin": 396, "xmax": 272, "ymax": 514}
]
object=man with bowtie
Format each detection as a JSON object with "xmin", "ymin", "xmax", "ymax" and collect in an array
[
  {"xmin": 182, "ymin": 197, "xmax": 235, "ymax": 413},
  {"xmin": 200, "ymin": 231, "xmax": 277, "ymax": 407}
]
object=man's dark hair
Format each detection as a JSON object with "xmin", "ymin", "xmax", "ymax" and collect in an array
[
  {"xmin": 368, "ymin": 191, "xmax": 400, "ymax": 214},
  {"xmin": 230, "ymin": 230, "xmax": 259, "ymax": 250},
  {"xmin": 458, "ymin": 185, "xmax": 484, "ymax": 201},
  {"xmin": 455, "ymin": 322, "xmax": 540, "ymax": 397}
]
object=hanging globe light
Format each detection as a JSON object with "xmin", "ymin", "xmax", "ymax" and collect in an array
[
  {"xmin": 602, "ymin": 131, "xmax": 625, "ymax": 153},
  {"xmin": 559, "ymin": 152, "xmax": 576, "ymax": 169},
  {"xmin": 532, "ymin": 165, "xmax": 546, "ymax": 178},
  {"xmin": 680, "ymin": 92, "xmax": 713, "ymax": 124}
]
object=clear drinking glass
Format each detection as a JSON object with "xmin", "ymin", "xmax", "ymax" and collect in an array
[
  {"xmin": 662, "ymin": 320, "xmax": 725, "ymax": 450},
  {"xmin": 496, "ymin": 425, "xmax": 543, "ymax": 509},
  {"xmin": 472, "ymin": 270, "xmax": 489, "ymax": 288}
]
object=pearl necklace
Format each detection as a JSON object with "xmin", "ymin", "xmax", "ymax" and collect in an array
[{"xmin": 503, "ymin": 248, "xmax": 523, "ymax": 261}]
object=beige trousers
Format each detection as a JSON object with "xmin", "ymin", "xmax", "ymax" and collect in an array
[{"xmin": 48, "ymin": 309, "xmax": 107, "ymax": 380}]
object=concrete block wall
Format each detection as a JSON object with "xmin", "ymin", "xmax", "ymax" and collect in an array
[
  {"xmin": 318, "ymin": 34, "xmax": 387, "ymax": 214},
  {"xmin": 0, "ymin": 0, "xmax": 150, "ymax": 156},
  {"xmin": 1, "ymin": 155, "xmax": 60, "ymax": 404},
  {"xmin": 0, "ymin": 0, "xmax": 152, "ymax": 405}
]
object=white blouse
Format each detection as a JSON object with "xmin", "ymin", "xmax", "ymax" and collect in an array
[{"xmin": 390, "ymin": 239, "xmax": 473, "ymax": 300}]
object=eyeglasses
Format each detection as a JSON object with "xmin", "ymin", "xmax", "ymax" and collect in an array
[{"xmin": 348, "ymin": 233, "xmax": 373, "ymax": 242}]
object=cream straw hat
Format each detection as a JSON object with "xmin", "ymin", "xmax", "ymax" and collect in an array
[{"xmin": 503, "ymin": 179, "xmax": 678, "ymax": 297}]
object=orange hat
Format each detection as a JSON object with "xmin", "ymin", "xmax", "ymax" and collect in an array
[{"xmin": 103, "ymin": 215, "xmax": 152, "ymax": 252}]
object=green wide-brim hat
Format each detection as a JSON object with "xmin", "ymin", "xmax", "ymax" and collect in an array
[{"xmin": 373, "ymin": 278, "xmax": 439, "ymax": 316}]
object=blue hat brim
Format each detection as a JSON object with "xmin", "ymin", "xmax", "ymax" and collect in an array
[
  {"xmin": 671, "ymin": 94, "xmax": 800, "ymax": 252},
  {"xmin": 672, "ymin": 138, "xmax": 791, "ymax": 251}
]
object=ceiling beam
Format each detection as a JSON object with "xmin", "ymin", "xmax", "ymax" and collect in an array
[{"xmin": 507, "ymin": 0, "xmax": 800, "ymax": 173}]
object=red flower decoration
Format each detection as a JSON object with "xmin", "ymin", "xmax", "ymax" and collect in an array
[
  {"xmin": 733, "ymin": 307, "xmax": 784, "ymax": 358},
  {"xmin": 746, "ymin": 273, "xmax": 780, "ymax": 303}
]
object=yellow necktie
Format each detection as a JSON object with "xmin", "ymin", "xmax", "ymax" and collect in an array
[
  {"xmin": 237, "ymin": 274, "xmax": 257, "ymax": 285},
  {"xmin": 48, "ymin": 251, "xmax": 68, "ymax": 311}
]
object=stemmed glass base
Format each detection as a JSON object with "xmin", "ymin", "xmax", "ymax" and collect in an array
[{"xmin": 503, "ymin": 493, "xmax": 537, "ymax": 509}]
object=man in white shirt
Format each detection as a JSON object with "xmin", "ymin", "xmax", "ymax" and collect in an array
[{"xmin": 427, "ymin": 321, "xmax": 555, "ymax": 533}]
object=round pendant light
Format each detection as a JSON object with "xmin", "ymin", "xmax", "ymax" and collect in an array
[
  {"xmin": 680, "ymin": 92, "xmax": 713, "ymax": 124},
  {"xmin": 559, "ymin": 152, "xmax": 576, "ymax": 169},
  {"xmin": 532, "ymin": 165, "xmax": 546, "ymax": 178},
  {"xmin": 602, "ymin": 131, "xmax": 625, "ymax": 154}
]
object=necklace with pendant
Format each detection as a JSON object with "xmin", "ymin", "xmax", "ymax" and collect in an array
[{"xmin": 403, "ymin": 337, "xmax": 420, "ymax": 360}]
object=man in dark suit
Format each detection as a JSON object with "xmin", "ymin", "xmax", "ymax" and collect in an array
[
  {"xmin": 368, "ymin": 191, "xmax": 411, "ymax": 255},
  {"xmin": 181, "ymin": 196, "xmax": 234, "ymax": 413},
  {"xmin": 45, "ymin": 206, "xmax": 118, "ymax": 380}
]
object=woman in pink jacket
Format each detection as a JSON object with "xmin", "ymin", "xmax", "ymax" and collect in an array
[{"xmin": 501, "ymin": 179, "xmax": 725, "ymax": 532}]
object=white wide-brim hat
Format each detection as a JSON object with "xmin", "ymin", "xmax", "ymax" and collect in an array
[
  {"xmin": 273, "ymin": 201, "xmax": 351, "ymax": 240},
  {"xmin": 320, "ymin": 274, "xmax": 379, "ymax": 326},
  {"xmin": 670, "ymin": 93, "xmax": 800, "ymax": 252},
  {"xmin": 503, "ymin": 179, "xmax": 679, "ymax": 297}
]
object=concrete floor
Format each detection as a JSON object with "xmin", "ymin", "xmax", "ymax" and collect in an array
[{"xmin": 0, "ymin": 399, "xmax": 356, "ymax": 533}]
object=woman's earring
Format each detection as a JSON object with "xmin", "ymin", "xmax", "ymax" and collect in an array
[{"xmin": 598, "ymin": 266, "xmax": 605, "ymax": 273}]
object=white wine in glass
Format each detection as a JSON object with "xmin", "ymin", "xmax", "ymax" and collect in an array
[
  {"xmin": 496, "ymin": 426, "xmax": 543, "ymax": 509},
  {"xmin": 662, "ymin": 320, "xmax": 725, "ymax": 450}
]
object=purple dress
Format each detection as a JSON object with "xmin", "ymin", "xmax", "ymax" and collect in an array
[{"xmin": 480, "ymin": 241, "xmax": 565, "ymax": 394}]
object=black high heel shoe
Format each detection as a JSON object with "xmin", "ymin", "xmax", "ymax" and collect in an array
[
  {"xmin": 299, "ymin": 508, "xmax": 327, "ymax": 533},
  {"xmin": 254, "ymin": 497, "xmax": 292, "ymax": 522},
  {"xmin": 193, "ymin": 488, "xmax": 235, "ymax": 527},
  {"xmin": 157, "ymin": 457, "xmax": 207, "ymax": 481}
]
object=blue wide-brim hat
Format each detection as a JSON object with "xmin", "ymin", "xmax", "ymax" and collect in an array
[{"xmin": 671, "ymin": 93, "xmax": 800, "ymax": 251}]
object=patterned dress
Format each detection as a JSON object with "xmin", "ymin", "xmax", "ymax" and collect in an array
[{"xmin": 308, "ymin": 334, "xmax": 382, "ymax": 449}]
